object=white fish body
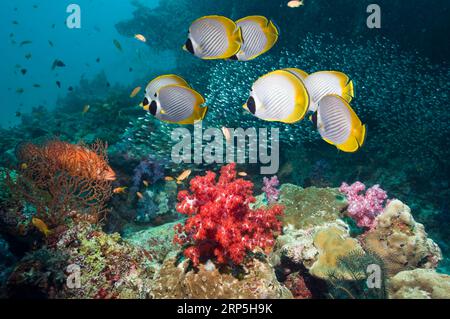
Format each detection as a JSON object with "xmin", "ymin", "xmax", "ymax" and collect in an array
[
  {"xmin": 185, "ymin": 15, "xmax": 242, "ymax": 60},
  {"xmin": 303, "ymin": 71, "xmax": 354, "ymax": 112},
  {"xmin": 244, "ymin": 69, "xmax": 309, "ymax": 123},
  {"xmin": 315, "ymin": 95, "xmax": 365, "ymax": 152},
  {"xmin": 233, "ymin": 16, "xmax": 279, "ymax": 61},
  {"xmin": 145, "ymin": 74, "xmax": 190, "ymax": 100},
  {"xmin": 151, "ymin": 85, "xmax": 208, "ymax": 125}
]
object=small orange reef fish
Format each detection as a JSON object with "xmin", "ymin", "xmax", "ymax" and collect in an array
[
  {"xmin": 287, "ymin": 0, "xmax": 304, "ymax": 8},
  {"xmin": 143, "ymin": 180, "xmax": 149, "ymax": 187},
  {"xmin": 82, "ymin": 104, "xmax": 90, "ymax": 114},
  {"xmin": 238, "ymin": 172, "xmax": 247, "ymax": 177},
  {"xmin": 130, "ymin": 86, "xmax": 141, "ymax": 98},
  {"xmin": 165, "ymin": 176, "xmax": 175, "ymax": 181},
  {"xmin": 20, "ymin": 163, "xmax": 28, "ymax": 169},
  {"xmin": 134, "ymin": 34, "xmax": 146, "ymax": 43},
  {"xmin": 177, "ymin": 170, "xmax": 192, "ymax": 182},
  {"xmin": 136, "ymin": 192, "xmax": 144, "ymax": 199},
  {"xmin": 32, "ymin": 217, "xmax": 51, "ymax": 237},
  {"xmin": 113, "ymin": 186, "xmax": 128, "ymax": 194}
]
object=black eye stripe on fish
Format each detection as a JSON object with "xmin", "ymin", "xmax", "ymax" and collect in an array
[
  {"xmin": 247, "ymin": 96, "xmax": 256, "ymax": 114},
  {"xmin": 185, "ymin": 38, "xmax": 194, "ymax": 54},
  {"xmin": 149, "ymin": 101, "xmax": 157, "ymax": 116}
]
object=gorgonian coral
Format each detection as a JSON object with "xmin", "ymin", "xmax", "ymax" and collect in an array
[
  {"xmin": 17, "ymin": 140, "xmax": 116, "ymax": 181},
  {"xmin": 174, "ymin": 163, "xmax": 283, "ymax": 266},
  {"xmin": 339, "ymin": 181, "xmax": 388, "ymax": 229},
  {"xmin": 7, "ymin": 140, "xmax": 115, "ymax": 227}
]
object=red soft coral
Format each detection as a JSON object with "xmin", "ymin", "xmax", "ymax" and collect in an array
[{"xmin": 174, "ymin": 163, "xmax": 283, "ymax": 266}]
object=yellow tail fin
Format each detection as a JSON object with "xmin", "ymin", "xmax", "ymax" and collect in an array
[
  {"xmin": 199, "ymin": 106, "xmax": 208, "ymax": 120},
  {"xmin": 343, "ymin": 79, "xmax": 355, "ymax": 102},
  {"xmin": 356, "ymin": 123, "xmax": 366, "ymax": 147}
]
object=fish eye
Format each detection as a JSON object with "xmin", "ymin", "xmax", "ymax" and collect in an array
[
  {"xmin": 149, "ymin": 100, "xmax": 158, "ymax": 116},
  {"xmin": 142, "ymin": 97, "xmax": 149, "ymax": 107},
  {"xmin": 229, "ymin": 55, "xmax": 238, "ymax": 61},
  {"xmin": 246, "ymin": 96, "xmax": 256, "ymax": 114},
  {"xmin": 185, "ymin": 39, "xmax": 195, "ymax": 55}
]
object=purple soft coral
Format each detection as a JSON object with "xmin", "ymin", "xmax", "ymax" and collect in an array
[
  {"xmin": 262, "ymin": 175, "xmax": 280, "ymax": 204},
  {"xmin": 339, "ymin": 181, "xmax": 388, "ymax": 229}
]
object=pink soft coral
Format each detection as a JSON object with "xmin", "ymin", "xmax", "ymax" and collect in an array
[
  {"xmin": 339, "ymin": 181, "xmax": 388, "ymax": 229},
  {"xmin": 174, "ymin": 163, "xmax": 284, "ymax": 266}
]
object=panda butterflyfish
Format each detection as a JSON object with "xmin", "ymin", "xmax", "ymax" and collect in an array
[
  {"xmin": 283, "ymin": 68, "xmax": 309, "ymax": 81},
  {"xmin": 144, "ymin": 74, "xmax": 190, "ymax": 103},
  {"xmin": 143, "ymin": 84, "xmax": 208, "ymax": 125},
  {"xmin": 311, "ymin": 95, "xmax": 366, "ymax": 152},
  {"xmin": 243, "ymin": 69, "xmax": 309, "ymax": 124},
  {"xmin": 183, "ymin": 15, "xmax": 242, "ymax": 60},
  {"xmin": 303, "ymin": 71, "xmax": 354, "ymax": 112},
  {"xmin": 231, "ymin": 16, "xmax": 279, "ymax": 61}
]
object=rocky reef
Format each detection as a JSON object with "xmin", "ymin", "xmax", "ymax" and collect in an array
[{"xmin": 1, "ymin": 158, "xmax": 449, "ymax": 299}]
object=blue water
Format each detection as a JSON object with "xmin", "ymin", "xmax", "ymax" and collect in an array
[{"xmin": 0, "ymin": 0, "xmax": 178, "ymax": 128}]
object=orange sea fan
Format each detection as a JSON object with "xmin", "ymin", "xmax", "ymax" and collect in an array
[
  {"xmin": 7, "ymin": 140, "xmax": 115, "ymax": 228},
  {"xmin": 18, "ymin": 140, "xmax": 116, "ymax": 181}
]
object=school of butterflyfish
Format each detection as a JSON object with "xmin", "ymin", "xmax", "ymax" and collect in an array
[{"xmin": 139, "ymin": 15, "xmax": 366, "ymax": 153}]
